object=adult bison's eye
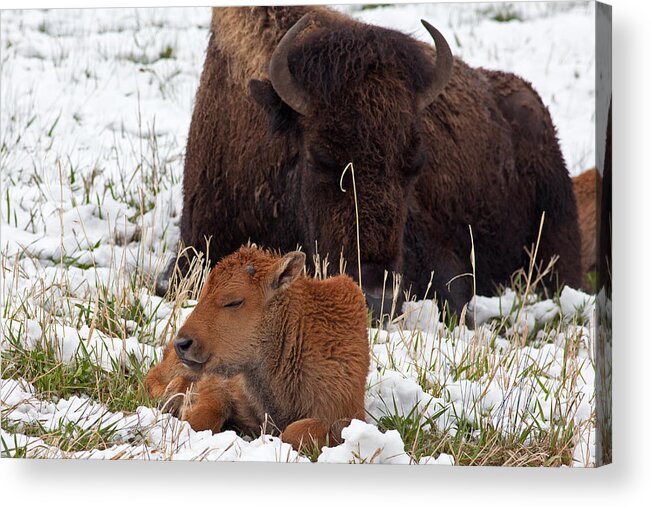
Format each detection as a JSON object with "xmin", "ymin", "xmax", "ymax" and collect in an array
[
  {"xmin": 307, "ymin": 148, "xmax": 340, "ymax": 175},
  {"xmin": 223, "ymin": 299, "xmax": 244, "ymax": 308}
]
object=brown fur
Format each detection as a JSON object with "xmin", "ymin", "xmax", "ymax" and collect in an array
[
  {"xmin": 572, "ymin": 167, "xmax": 600, "ymax": 288},
  {"xmin": 176, "ymin": 6, "xmax": 582, "ymax": 316},
  {"xmin": 146, "ymin": 246, "xmax": 370, "ymax": 451}
]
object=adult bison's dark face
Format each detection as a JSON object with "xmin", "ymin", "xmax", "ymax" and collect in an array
[{"xmin": 250, "ymin": 15, "xmax": 452, "ymax": 320}]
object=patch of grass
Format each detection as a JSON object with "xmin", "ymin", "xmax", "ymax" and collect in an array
[
  {"xmin": 379, "ymin": 413, "xmax": 575, "ymax": 466},
  {"xmin": 0, "ymin": 433, "xmax": 29, "ymax": 458},
  {"xmin": 158, "ymin": 45, "xmax": 174, "ymax": 60},
  {"xmin": 74, "ymin": 288, "xmax": 148, "ymax": 340},
  {"xmin": 376, "ymin": 412, "xmax": 439, "ymax": 462},
  {"xmin": 121, "ymin": 44, "xmax": 176, "ymax": 66},
  {"xmin": 59, "ymin": 254, "xmax": 94, "ymax": 270},
  {"xmin": 2, "ymin": 333, "xmax": 154, "ymax": 414},
  {"xmin": 483, "ymin": 4, "xmax": 523, "ymax": 23},
  {"xmin": 300, "ymin": 437, "xmax": 327, "ymax": 463},
  {"xmin": 361, "ymin": 4, "xmax": 392, "ymax": 11},
  {"xmin": 122, "ymin": 52, "xmax": 152, "ymax": 66},
  {"xmin": 363, "ymin": 221, "xmax": 593, "ymax": 466},
  {"xmin": 3, "ymin": 419, "xmax": 122, "ymax": 454}
]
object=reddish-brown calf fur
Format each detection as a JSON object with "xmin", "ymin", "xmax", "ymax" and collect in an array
[
  {"xmin": 145, "ymin": 246, "xmax": 370, "ymax": 451},
  {"xmin": 572, "ymin": 167, "xmax": 600, "ymax": 288}
]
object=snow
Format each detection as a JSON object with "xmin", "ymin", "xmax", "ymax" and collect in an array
[
  {"xmin": 1, "ymin": 378, "xmax": 308, "ymax": 461},
  {"xmin": 1, "ymin": 3, "xmax": 597, "ymax": 465},
  {"xmin": 318, "ymin": 419, "xmax": 411, "ymax": 464}
]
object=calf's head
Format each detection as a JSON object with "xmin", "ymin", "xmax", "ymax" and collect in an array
[
  {"xmin": 249, "ymin": 16, "xmax": 453, "ymax": 319},
  {"xmin": 174, "ymin": 247, "xmax": 306, "ymax": 372}
]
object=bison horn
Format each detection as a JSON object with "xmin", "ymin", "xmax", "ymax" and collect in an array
[
  {"xmin": 269, "ymin": 14, "xmax": 313, "ymax": 116},
  {"xmin": 418, "ymin": 20, "xmax": 454, "ymax": 112}
]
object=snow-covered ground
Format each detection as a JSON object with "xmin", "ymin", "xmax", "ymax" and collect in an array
[{"xmin": 1, "ymin": 3, "xmax": 597, "ymax": 465}]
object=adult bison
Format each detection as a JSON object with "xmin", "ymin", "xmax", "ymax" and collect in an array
[{"xmin": 174, "ymin": 6, "xmax": 581, "ymax": 317}]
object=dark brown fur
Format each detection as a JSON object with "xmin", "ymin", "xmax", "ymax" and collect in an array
[
  {"xmin": 177, "ymin": 6, "xmax": 581, "ymax": 315},
  {"xmin": 146, "ymin": 246, "xmax": 370, "ymax": 451}
]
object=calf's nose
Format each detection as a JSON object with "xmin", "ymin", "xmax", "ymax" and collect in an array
[{"xmin": 174, "ymin": 336, "xmax": 193, "ymax": 359}]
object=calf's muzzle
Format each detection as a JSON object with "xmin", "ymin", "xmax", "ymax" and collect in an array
[{"xmin": 174, "ymin": 333, "xmax": 205, "ymax": 371}]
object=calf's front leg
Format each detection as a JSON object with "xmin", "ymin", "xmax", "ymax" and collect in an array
[
  {"xmin": 281, "ymin": 418, "xmax": 352, "ymax": 452},
  {"xmin": 181, "ymin": 374, "xmax": 261, "ymax": 435},
  {"xmin": 144, "ymin": 340, "xmax": 197, "ymax": 416}
]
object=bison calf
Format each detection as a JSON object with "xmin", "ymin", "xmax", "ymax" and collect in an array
[{"xmin": 145, "ymin": 246, "xmax": 370, "ymax": 451}]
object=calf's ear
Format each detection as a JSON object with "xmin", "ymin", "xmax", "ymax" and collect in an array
[
  {"xmin": 270, "ymin": 251, "xmax": 306, "ymax": 291},
  {"xmin": 249, "ymin": 79, "xmax": 299, "ymax": 135}
]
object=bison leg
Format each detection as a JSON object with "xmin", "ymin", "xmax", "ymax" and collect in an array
[
  {"xmin": 179, "ymin": 376, "xmax": 232, "ymax": 433},
  {"xmin": 144, "ymin": 363, "xmax": 172, "ymax": 401},
  {"xmin": 404, "ymin": 225, "xmax": 473, "ymax": 316},
  {"xmin": 145, "ymin": 342, "xmax": 189, "ymax": 410},
  {"xmin": 181, "ymin": 374, "xmax": 261, "ymax": 435},
  {"xmin": 145, "ymin": 340, "xmax": 205, "ymax": 416},
  {"xmin": 161, "ymin": 376, "xmax": 194, "ymax": 417},
  {"xmin": 281, "ymin": 418, "xmax": 352, "ymax": 453},
  {"xmin": 429, "ymin": 255, "xmax": 474, "ymax": 317},
  {"xmin": 281, "ymin": 418, "xmax": 330, "ymax": 453}
]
